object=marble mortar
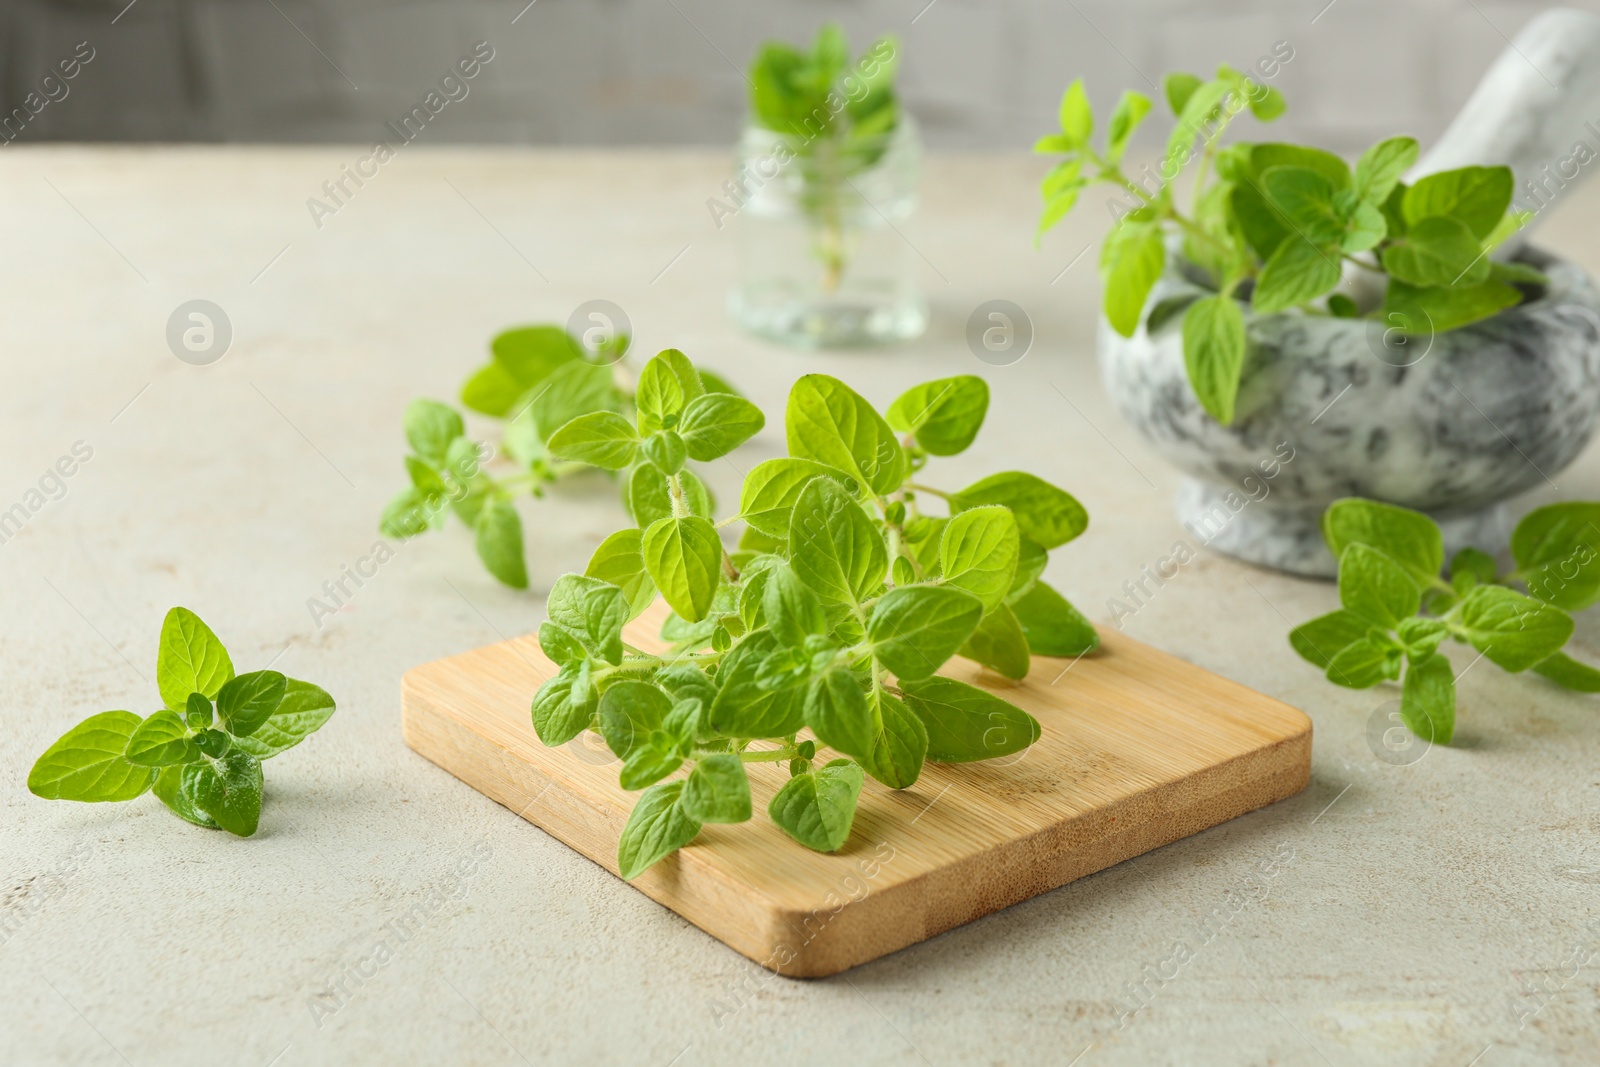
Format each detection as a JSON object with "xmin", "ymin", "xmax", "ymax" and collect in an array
[{"xmin": 1098, "ymin": 247, "xmax": 1600, "ymax": 576}]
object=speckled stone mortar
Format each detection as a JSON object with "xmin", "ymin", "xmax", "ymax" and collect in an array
[{"xmin": 1099, "ymin": 246, "xmax": 1600, "ymax": 577}]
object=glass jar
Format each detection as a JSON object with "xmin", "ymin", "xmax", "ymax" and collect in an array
[{"xmin": 726, "ymin": 116, "xmax": 928, "ymax": 347}]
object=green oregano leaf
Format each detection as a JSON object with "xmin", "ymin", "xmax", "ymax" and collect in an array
[
  {"xmin": 657, "ymin": 662, "xmax": 719, "ymax": 708},
  {"xmin": 531, "ymin": 662, "xmax": 597, "ymax": 747},
  {"xmin": 1449, "ymin": 547, "xmax": 1499, "ymax": 596},
  {"xmin": 617, "ymin": 780, "xmax": 701, "ymax": 879},
  {"xmin": 763, "ymin": 563, "xmax": 827, "ymax": 648},
  {"xmin": 1451, "ymin": 586, "xmax": 1574, "ymax": 672},
  {"xmin": 768, "ymin": 760, "xmax": 863, "ymax": 853},
  {"xmin": 531, "ymin": 361, "xmax": 622, "ymax": 442},
  {"xmin": 1322, "ymin": 499, "xmax": 1443, "ymax": 589},
  {"xmin": 1395, "ymin": 617, "xmax": 1447, "ymax": 660},
  {"xmin": 1511, "ymin": 502, "xmax": 1600, "ymax": 610},
  {"xmin": 950, "ymin": 472, "xmax": 1087, "ymax": 549},
  {"xmin": 738, "ymin": 458, "xmax": 853, "ymax": 539},
  {"xmin": 939, "ymin": 506, "xmax": 1021, "ymax": 610},
  {"xmin": 867, "ymin": 585, "xmax": 984, "ymax": 681},
  {"xmin": 958, "ymin": 604, "xmax": 1032, "ymax": 679},
  {"xmin": 662, "ymin": 696, "xmax": 704, "ymax": 748},
  {"xmin": 228, "ymin": 679, "xmax": 336, "ymax": 760},
  {"xmin": 1531, "ymin": 651, "xmax": 1600, "ymax": 692},
  {"xmin": 1181, "ymin": 294, "xmax": 1247, "ymax": 425},
  {"xmin": 1106, "ymin": 90, "xmax": 1153, "ymax": 162},
  {"xmin": 585, "ymin": 530, "xmax": 656, "ymax": 620},
  {"xmin": 1353, "ymin": 136, "xmax": 1418, "ymax": 205},
  {"xmin": 599, "ymin": 680, "xmax": 671, "ymax": 760},
  {"xmin": 380, "ymin": 487, "xmax": 441, "ymax": 539},
  {"xmin": 804, "ymin": 668, "xmax": 875, "ymax": 762},
  {"xmin": 126, "ymin": 709, "xmax": 201, "ymax": 767},
  {"xmin": 403, "ymin": 399, "xmax": 464, "ymax": 464},
  {"xmin": 1056, "ymin": 78, "xmax": 1092, "ymax": 146},
  {"xmin": 642, "ymin": 515, "xmax": 723, "ymax": 623},
  {"xmin": 1400, "ymin": 652, "xmax": 1455, "ymax": 744},
  {"xmin": 899, "ymin": 677, "xmax": 1040, "ymax": 762},
  {"xmin": 1324, "ymin": 637, "xmax": 1402, "ymax": 689},
  {"xmin": 680, "ymin": 755, "xmax": 752, "ymax": 823},
  {"xmin": 1337, "ymin": 545, "xmax": 1421, "ymax": 629},
  {"xmin": 1261, "ymin": 166, "xmax": 1344, "ymax": 245},
  {"xmin": 619, "ymin": 733, "xmax": 684, "ymax": 790},
  {"xmin": 1252, "ymin": 236, "xmax": 1341, "ymax": 314},
  {"xmin": 707, "ymin": 631, "xmax": 808, "ymax": 738},
  {"xmin": 785, "ymin": 374, "xmax": 907, "ymax": 495},
  {"xmin": 788, "ymin": 476, "xmax": 886, "ymax": 607},
  {"xmin": 215, "ymin": 670, "xmax": 287, "ymax": 739},
  {"xmin": 182, "ymin": 751, "xmax": 263, "ymax": 837},
  {"xmin": 640, "ymin": 431, "xmax": 687, "ymax": 475},
  {"xmin": 185, "ymin": 691, "xmax": 213, "ymax": 730},
  {"xmin": 547, "ymin": 411, "xmax": 640, "ymax": 470},
  {"xmin": 885, "ymin": 376, "xmax": 989, "ymax": 457},
  {"xmin": 859, "ymin": 688, "xmax": 928, "ymax": 790},
  {"xmin": 1010, "ymin": 581, "xmax": 1099, "ymax": 657},
  {"xmin": 635, "ymin": 349, "xmax": 704, "ymax": 435},
  {"xmin": 157, "ymin": 608, "xmax": 235, "ymax": 713},
  {"xmin": 29, "ymin": 712, "xmax": 156, "ymax": 802},
  {"xmin": 1402, "ymin": 166, "xmax": 1512, "ymax": 238},
  {"xmin": 1381, "ymin": 215, "xmax": 1489, "ymax": 287},
  {"xmin": 1101, "ymin": 221, "xmax": 1165, "ymax": 336},
  {"xmin": 474, "ymin": 500, "xmax": 529, "ymax": 589},
  {"xmin": 1162, "ymin": 72, "xmax": 1201, "ymax": 116},
  {"xmin": 488, "ymin": 325, "xmax": 582, "ymax": 395},
  {"xmin": 677, "ymin": 393, "xmax": 765, "ymax": 461},
  {"xmin": 153, "ymin": 764, "xmax": 218, "ymax": 828}
]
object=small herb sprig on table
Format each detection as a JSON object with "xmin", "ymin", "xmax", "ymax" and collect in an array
[
  {"xmin": 28, "ymin": 608, "xmax": 336, "ymax": 836},
  {"xmin": 531, "ymin": 349, "xmax": 1097, "ymax": 878},
  {"xmin": 1035, "ymin": 70, "xmax": 1537, "ymax": 425},
  {"xmin": 1290, "ymin": 499, "xmax": 1600, "ymax": 742},
  {"xmin": 748, "ymin": 24, "xmax": 900, "ymax": 290},
  {"xmin": 382, "ymin": 325, "xmax": 741, "ymax": 589}
]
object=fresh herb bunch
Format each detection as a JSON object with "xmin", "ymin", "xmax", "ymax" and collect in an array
[
  {"xmin": 1289, "ymin": 499, "xmax": 1600, "ymax": 742},
  {"xmin": 382, "ymin": 325, "xmax": 740, "ymax": 589},
  {"xmin": 748, "ymin": 24, "xmax": 900, "ymax": 290},
  {"xmin": 1035, "ymin": 70, "xmax": 1537, "ymax": 424},
  {"xmin": 28, "ymin": 607, "xmax": 337, "ymax": 837},
  {"xmin": 532, "ymin": 350, "xmax": 1097, "ymax": 878}
]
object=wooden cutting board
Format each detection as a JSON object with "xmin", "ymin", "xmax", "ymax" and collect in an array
[{"xmin": 401, "ymin": 601, "xmax": 1311, "ymax": 977}]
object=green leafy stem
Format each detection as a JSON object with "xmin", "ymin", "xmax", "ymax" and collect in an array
[
  {"xmin": 1290, "ymin": 498, "xmax": 1600, "ymax": 743},
  {"xmin": 747, "ymin": 24, "xmax": 901, "ymax": 291},
  {"xmin": 530, "ymin": 350, "xmax": 1101, "ymax": 878},
  {"xmin": 1036, "ymin": 68, "xmax": 1540, "ymax": 426},
  {"xmin": 382, "ymin": 325, "xmax": 741, "ymax": 590},
  {"xmin": 28, "ymin": 608, "xmax": 337, "ymax": 836}
]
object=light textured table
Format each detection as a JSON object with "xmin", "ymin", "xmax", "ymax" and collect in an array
[{"xmin": 2, "ymin": 147, "xmax": 1598, "ymax": 1067}]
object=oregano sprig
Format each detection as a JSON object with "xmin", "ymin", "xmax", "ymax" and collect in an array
[
  {"xmin": 382, "ymin": 325, "xmax": 741, "ymax": 588},
  {"xmin": 1036, "ymin": 71, "xmax": 1538, "ymax": 425},
  {"xmin": 1289, "ymin": 499, "xmax": 1600, "ymax": 742},
  {"xmin": 28, "ymin": 607, "xmax": 337, "ymax": 836},
  {"xmin": 747, "ymin": 24, "xmax": 901, "ymax": 290},
  {"xmin": 530, "ymin": 350, "xmax": 1098, "ymax": 878}
]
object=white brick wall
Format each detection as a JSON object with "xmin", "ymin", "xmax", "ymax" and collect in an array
[{"xmin": 1, "ymin": 0, "xmax": 1592, "ymax": 151}]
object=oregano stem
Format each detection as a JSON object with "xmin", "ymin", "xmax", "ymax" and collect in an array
[
  {"xmin": 903, "ymin": 481, "xmax": 953, "ymax": 501},
  {"xmin": 1341, "ymin": 254, "xmax": 1385, "ymax": 275},
  {"xmin": 1095, "ymin": 154, "xmax": 1235, "ymax": 266},
  {"xmin": 667, "ymin": 472, "xmax": 689, "ymax": 519},
  {"xmin": 691, "ymin": 744, "xmax": 798, "ymax": 763}
]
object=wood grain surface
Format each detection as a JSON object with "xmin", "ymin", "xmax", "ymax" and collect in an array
[{"xmin": 401, "ymin": 601, "xmax": 1312, "ymax": 977}]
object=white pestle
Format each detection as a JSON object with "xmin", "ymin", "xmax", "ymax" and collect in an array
[{"xmin": 1409, "ymin": 7, "xmax": 1600, "ymax": 258}]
